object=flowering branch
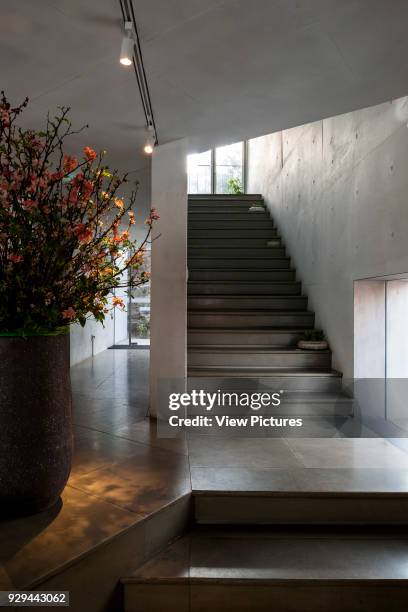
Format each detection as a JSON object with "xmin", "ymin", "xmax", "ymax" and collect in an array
[{"xmin": 0, "ymin": 93, "xmax": 159, "ymax": 334}]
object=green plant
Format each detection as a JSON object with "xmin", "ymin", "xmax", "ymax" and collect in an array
[
  {"xmin": 0, "ymin": 93, "xmax": 158, "ymax": 334},
  {"xmin": 135, "ymin": 318, "xmax": 150, "ymax": 338},
  {"xmin": 300, "ymin": 329, "xmax": 326, "ymax": 342},
  {"xmin": 227, "ymin": 177, "xmax": 243, "ymax": 195}
]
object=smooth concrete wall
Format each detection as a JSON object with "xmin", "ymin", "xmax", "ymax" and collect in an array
[
  {"xmin": 248, "ymin": 96, "xmax": 408, "ymax": 379},
  {"xmin": 70, "ymin": 308, "xmax": 127, "ymax": 367},
  {"xmin": 149, "ymin": 139, "xmax": 188, "ymax": 417},
  {"xmin": 69, "ymin": 165, "xmax": 151, "ymax": 366}
]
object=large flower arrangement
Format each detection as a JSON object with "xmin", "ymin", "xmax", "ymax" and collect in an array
[{"xmin": 0, "ymin": 93, "xmax": 158, "ymax": 335}]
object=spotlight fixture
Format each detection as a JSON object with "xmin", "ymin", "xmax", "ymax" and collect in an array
[
  {"xmin": 144, "ymin": 125, "xmax": 156, "ymax": 154},
  {"xmin": 120, "ymin": 21, "xmax": 133, "ymax": 66},
  {"xmin": 119, "ymin": 1, "xmax": 159, "ymax": 150}
]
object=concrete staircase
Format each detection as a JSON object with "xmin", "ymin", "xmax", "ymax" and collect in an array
[
  {"xmin": 186, "ymin": 194, "xmax": 347, "ymax": 408},
  {"xmin": 121, "ymin": 195, "xmax": 408, "ymax": 611}
]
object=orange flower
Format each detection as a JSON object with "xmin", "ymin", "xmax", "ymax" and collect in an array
[
  {"xmin": 115, "ymin": 198, "xmax": 124, "ymax": 210},
  {"xmin": 73, "ymin": 223, "xmax": 93, "ymax": 244},
  {"xmin": 112, "ymin": 296, "xmax": 125, "ymax": 310},
  {"xmin": 83, "ymin": 146, "xmax": 97, "ymax": 161},
  {"xmin": 63, "ymin": 155, "xmax": 78, "ymax": 174},
  {"xmin": 62, "ymin": 307, "xmax": 76, "ymax": 320}
]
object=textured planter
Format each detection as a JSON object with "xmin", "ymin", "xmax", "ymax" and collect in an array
[
  {"xmin": 298, "ymin": 340, "xmax": 329, "ymax": 351},
  {"xmin": 0, "ymin": 334, "xmax": 72, "ymax": 516}
]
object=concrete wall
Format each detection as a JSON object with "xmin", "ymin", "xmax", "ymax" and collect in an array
[
  {"xmin": 149, "ymin": 139, "xmax": 188, "ymax": 417},
  {"xmin": 70, "ymin": 308, "xmax": 127, "ymax": 366},
  {"xmin": 248, "ymin": 96, "xmax": 408, "ymax": 379},
  {"xmin": 70, "ymin": 165, "xmax": 151, "ymax": 366}
]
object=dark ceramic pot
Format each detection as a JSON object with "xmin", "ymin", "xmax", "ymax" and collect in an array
[{"xmin": 0, "ymin": 334, "xmax": 72, "ymax": 516}]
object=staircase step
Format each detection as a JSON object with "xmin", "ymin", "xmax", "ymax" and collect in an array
[
  {"xmin": 184, "ymin": 389, "xmax": 353, "ymax": 417},
  {"xmin": 187, "ymin": 347, "xmax": 331, "ymax": 369},
  {"xmin": 188, "ymin": 247, "xmax": 285, "ymax": 258},
  {"xmin": 189, "ymin": 205, "xmax": 266, "ymax": 214},
  {"xmin": 187, "ymin": 329, "xmax": 304, "ymax": 346},
  {"xmin": 189, "ymin": 219, "xmax": 274, "ymax": 229},
  {"xmin": 187, "ymin": 295, "xmax": 307, "ymax": 311},
  {"xmin": 191, "ymin": 476, "xmax": 408, "ymax": 525},
  {"xmin": 189, "ymin": 212, "xmax": 270, "ymax": 221},
  {"xmin": 189, "ymin": 269, "xmax": 296, "ymax": 281},
  {"xmin": 123, "ymin": 526, "xmax": 408, "ymax": 611},
  {"xmin": 188, "ymin": 281, "xmax": 301, "ymax": 295},
  {"xmin": 188, "ymin": 311, "xmax": 314, "ymax": 329},
  {"xmin": 189, "ymin": 237, "xmax": 280, "ymax": 247},
  {"xmin": 189, "ymin": 228, "xmax": 278, "ymax": 238},
  {"xmin": 188, "ymin": 258, "xmax": 290, "ymax": 269},
  {"xmin": 187, "ymin": 370, "xmax": 342, "ymax": 391},
  {"xmin": 188, "ymin": 194, "xmax": 263, "ymax": 203}
]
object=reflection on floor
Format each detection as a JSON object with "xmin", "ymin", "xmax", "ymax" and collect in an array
[
  {"xmin": 2, "ymin": 349, "xmax": 408, "ymax": 594},
  {"xmin": 0, "ymin": 350, "xmax": 190, "ymax": 592}
]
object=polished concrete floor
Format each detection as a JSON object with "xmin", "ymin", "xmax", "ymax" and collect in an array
[{"xmin": 2, "ymin": 349, "xmax": 408, "ymax": 591}]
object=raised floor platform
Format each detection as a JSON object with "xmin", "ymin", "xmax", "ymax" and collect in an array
[{"xmin": 1, "ymin": 349, "xmax": 408, "ymax": 611}]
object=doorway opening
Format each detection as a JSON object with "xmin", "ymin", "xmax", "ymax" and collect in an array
[{"xmin": 354, "ymin": 275, "xmax": 408, "ymax": 434}]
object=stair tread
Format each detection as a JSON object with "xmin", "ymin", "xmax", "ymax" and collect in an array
[
  {"xmin": 123, "ymin": 526, "xmax": 408, "ymax": 584},
  {"xmin": 188, "ymin": 346, "xmax": 329, "ymax": 354},
  {"xmin": 189, "ymin": 256, "xmax": 287, "ymax": 260},
  {"xmin": 188, "ymin": 367, "xmax": 340, "ymax": 376},
  {"xmin": 188, "ymin": 281, "xmax": 298, "ymax": 285},
  {"xmin": 190, "ymin": 327, "xmax": 306, "ymax": 335},
  {"xmin": 189, "ymin": 267, "xmax": 294, "ymax": 270},
  {"xmin": 188, "ymin": 194, "xmax": 263, "ymax": 199},
  {"xmin": 190, "ymin": 466, "xmax": 408, "ymax": 496},
  {"xmin": 188, "ymin": 294, "xmax": 305, "ymax": 299},
  {"xmin": 188, "ymin": 310, "xmax": 313, "ymax": 315},
  {"xmin": 188, "ymin": 247, "xmax": 282, "ymax": 250}
]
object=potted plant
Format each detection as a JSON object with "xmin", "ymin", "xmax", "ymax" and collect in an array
[
  {"xmin": 227, "ymin": 177, "xmax": 243, "ymax": 195},
  {"xmin": 297, "ymin": 329, "xmax": 329, "ymax": 351},
  {"xmin": 0, "ymin": 94, "xmax": 158, "ymax": 516}
]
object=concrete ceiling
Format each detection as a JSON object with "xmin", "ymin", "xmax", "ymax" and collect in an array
[
  {"xmin": 0, "ymin": 0, "xmax": 148, "ymax": 176},
  {"xmin": 138, "ymin": 0, "xmax": 408, "ymax": 152},
  {"xmin": 1, "ymin": 0, "xmax": 408, "ymax": 171}
]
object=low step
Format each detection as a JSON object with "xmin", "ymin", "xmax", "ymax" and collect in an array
[
  {"xmin": 187, "ymin": 347, "xmax": 331, "ymax": 369},
  {"xmin": 194, "ymin": 486, "xmax": 408, "ymax": 524},
  {"xmin": 188, "ymin": 237, "xmax": 280, "ymax": 247},
  {"xmin": 187, "ymin": 295, "xmax": 307, "ymax": 311},
  {"xmin": 187, "ymin": 329, "xmax": 305, "ymax": 346},
  {"xmin": 123, "ymin": 526, "xmax": 408, "ymax": 612},
  {"xmin": 189, "ymin": 219, "xmax": 274, "ymax": 229},
  {"xmin": 187, "ymin": 310, "xmax": 314, "ymax": 329},
  {"xmin": 187, "ymin": 370, "xmax": 342, "ymax": 392},
  {"xmin": 184, "ymin": 390, "xmax": 353, "ymax": 417},
  {"xmin": 188, "ymin": 194, "xmax": 263, "ymax": 202},
  {"xmin": 188, "ymin": 281, "xmax": 301, "ymax": 296},
  {"xmin": 189, "ymin": 228, "xmax": 278, "ymax": 239},
  {"xmin": 188, "ymin": 257, "xmax": 290, "ymax": 269},
  {"xmin": 188, "ymin": 269, "xmax": 296, "ymax": 281},
  {"xmin": 188, "ymin": 246, "xmax": 285, "ymax": 258},
  {"xmin": 189, "ymin": 212, "xmax": 270, "ymax": 221},
  {"xmin": 188, "ymin": 205, "xmax": 265, "ymax": 214}
]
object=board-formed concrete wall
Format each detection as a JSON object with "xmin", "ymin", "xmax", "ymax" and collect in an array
[{"xmin": 248, "ymin": 96, "xmax": 408, "ymax": 379}]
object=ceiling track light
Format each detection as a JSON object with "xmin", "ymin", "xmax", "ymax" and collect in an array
[
  {"xmin": 144, "ymin": 124, "xmax": 156, "ymax": 155},
  {"xmin": 119, "ymin": 0, "xmax": 159, "ymax": 152},
  {"xmin": 119, "ymin": 21, "xmax": 133, "ymax": 66}
]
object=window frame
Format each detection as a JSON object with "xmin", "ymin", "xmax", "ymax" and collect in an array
[{"xmin": 188, "ymin": 140, "xmax": 247, "ymax": 195}]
